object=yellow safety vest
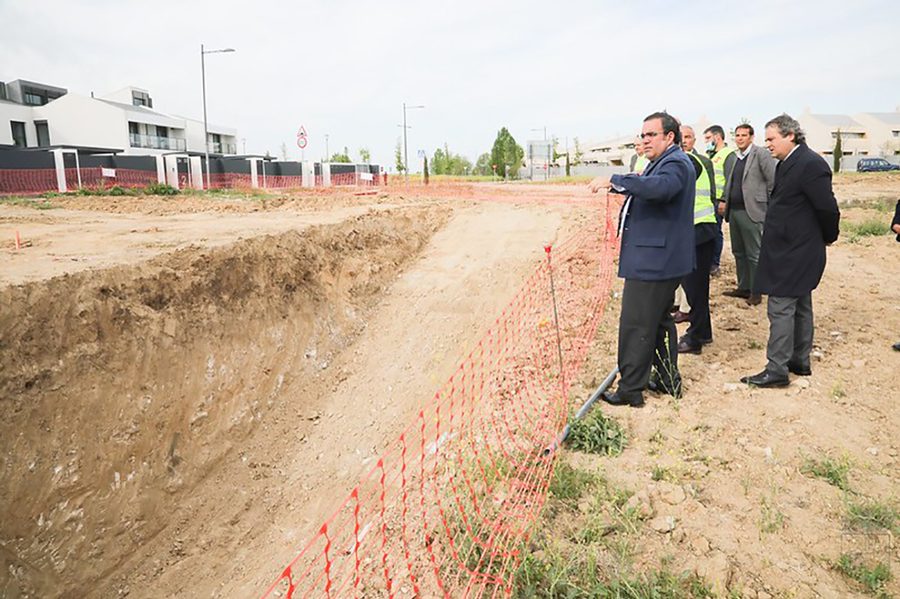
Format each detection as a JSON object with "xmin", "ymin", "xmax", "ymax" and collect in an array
[
  {"xmin": 710, "ymin": 146, "xmax": 734, "ymax": 198},
  {"xmin": 632, "ymin": 154, "xmax": 648, "ymax": 174},
  {"xmin": 688, "ymin": 152, "xmax": 716, "ymax": 225}
]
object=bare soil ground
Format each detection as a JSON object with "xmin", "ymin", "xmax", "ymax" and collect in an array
[{"xmin": 0, "ymin": 173, "xmax": 898, "ymax": 598}]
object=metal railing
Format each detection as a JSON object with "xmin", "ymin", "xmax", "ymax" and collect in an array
[
  {"xmin": 207, "ymin": 141, "xmax": 237, "ymax": 155},
  {"xmin": 129, "ymin": 133, "xmax": 186, "ymax": 151}
]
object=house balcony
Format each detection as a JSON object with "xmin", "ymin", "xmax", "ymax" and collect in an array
[
  {"xmin": 207, "ymin": 141, "xmax": 237, "ymax": 155},
  {"xmin": 130, "ymin": 133, "xmax": 186, "ymax": 151}
]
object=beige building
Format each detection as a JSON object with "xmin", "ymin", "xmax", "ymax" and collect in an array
[{"xmin": 798, "ymin": 107, "xmax": 900, "ymax": 162}]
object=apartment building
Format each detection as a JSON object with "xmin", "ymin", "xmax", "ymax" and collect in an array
[
  {"xmin": 798, "ymin": 107, "xmax": 900, "ymax": 161},
  {"xmin": 0, "ymin": 78, "xmax": 237, "ymax": 156}
]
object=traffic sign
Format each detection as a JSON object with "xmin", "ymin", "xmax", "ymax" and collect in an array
[{"xmin": 296, "ymin": 126, "xmax": 308, "ymax": 149}]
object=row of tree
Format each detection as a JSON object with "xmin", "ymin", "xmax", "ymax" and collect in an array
[{"xmin": 393, "ymin": 128, "xmax": 584, "ymax": 178}]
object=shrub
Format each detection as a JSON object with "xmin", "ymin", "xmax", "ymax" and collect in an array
[{"xmin": 145, "ymin": 182, "xmax": 179, "ymax": 196}]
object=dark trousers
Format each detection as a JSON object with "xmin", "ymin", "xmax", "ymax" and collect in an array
[
  {"xmin": 712, "ymin": 211, "xmax": 724, "ymax": 269},
  {"xmin": 766, "ymin": 294, "xmax": 814, "ymax": 377},
  {"xmin": 617, "ymin": 277, "xmax": 682, "ymax": 398},
  {"xmin": 682, "ymin": 238, "xmax": 715, "ymax": 346}
]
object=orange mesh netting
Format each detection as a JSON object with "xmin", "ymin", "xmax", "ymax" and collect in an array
[{"xmin": 261, "ymin": 193, "xmax": 621, "ymax": 598}]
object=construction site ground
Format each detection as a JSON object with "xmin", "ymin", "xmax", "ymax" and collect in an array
[{"xmin": 1, "ymin": 172, "xmax": 899, "ymax": 598}]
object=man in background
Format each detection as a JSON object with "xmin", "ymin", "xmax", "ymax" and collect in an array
[
  {"xmin": 720, "ymin": 123, "xmax": 776, "ymax": 305},
  {"xmin": 629, "ymin": 137, "xmax": 648, "ymax": 174},
  {"xmin": 677, "ymin": 125, "xmax": 718, "ymax": 354},
  {"xmin": 588, "ymin": 112, "xmax": 695, "ymax": 406},
  {"xmin": 741, "ymin": 114, "xmax": 840, "ymax": 387},
  {"xmin": 704, "ymin": 125, "xmax": 736, "ymax": 277}
]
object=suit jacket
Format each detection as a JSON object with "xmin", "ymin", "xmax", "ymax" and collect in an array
[
  {"xmin": 722, "ymin": 144, "xmax": 776, "ymax": 223},
  {"xmin": 754, "ymin": 144, "xmax": 841, "ymax": 296},
  {"xmin": 610, "ymin": 144, "xmax": 696, "ymax": 281},
  {"xmin": 893, "ymin": 199, "xmax": 900, "ymax": 242}
]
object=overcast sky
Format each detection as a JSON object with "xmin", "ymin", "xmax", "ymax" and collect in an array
[{"xmin": 3, "ymin": 0, "xmax": 899, "ymax": 169}]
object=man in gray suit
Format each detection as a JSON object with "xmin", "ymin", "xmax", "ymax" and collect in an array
[{"xmin": 719, "ymin": 124, "xmax": 776, "ymax": 305}]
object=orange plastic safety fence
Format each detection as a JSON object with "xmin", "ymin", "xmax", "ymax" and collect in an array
[{"xmin": 260, "ymin": 194, "xmax": 621, "ymax": 598}]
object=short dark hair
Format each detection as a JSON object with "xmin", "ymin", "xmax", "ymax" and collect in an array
[
  {"xmin": 735, "ymin": 123, "xmax": 754, "ymax": 136},
  {"xmin": 703, "ymin": 125, "xmax": 725, "ymax": 139},
  {"xmin": 644, "ymin": 111, "xmax": 682, "ymax": 146},
  {"xmin": 765, "ymin": 114, "xmax": 806, "ymax": 145}
]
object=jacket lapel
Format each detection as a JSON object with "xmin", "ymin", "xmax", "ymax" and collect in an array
[{"xmin": 744, "ymin": 145, "xmax": 760, "ymax": 182}]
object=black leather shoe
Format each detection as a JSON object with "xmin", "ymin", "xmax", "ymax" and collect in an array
[
  {"xmin": 893, "ymin": 341, "xmax": 900, "ymax": 351},
  {"xmin": 740, "ymin": 370, "xmax": 790, "ymax": 388},
  {"xmin": 677, "ymin": 339, "xmax": 702, "ymax": 355},
  {"xmin": 747, "ymin": 293, "xmax": 763, "ymax": 306},
  {"xmin": 600, "ymin": 390, "xmax": 645, "ymax": 408},
  {"xmin": 787, "ymin": 361, "xmax": 811, "ymax": 376},
  {"xmin": 698, "ymin": 337, "xmax": 713, "ymax": 345},
  {"xmin": 723, "ymin": 288, "xmax": 751, "ymax": 299},
  {"xmin": 673, "ymin": 310, "xmax": 690, "ymax": 324}
]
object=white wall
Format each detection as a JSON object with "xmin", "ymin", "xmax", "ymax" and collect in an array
[
  {"xmin": 32, "ymin": 93, "xmax": 129, "ymax": 151},
  {"xmin": 0, "ymin": 102, "xmax": 37, "ymax": 146}
]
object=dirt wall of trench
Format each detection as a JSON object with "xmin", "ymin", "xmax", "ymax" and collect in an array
[{"xmin": 0, "ymin": 205, "xmax": 451, "ymax": 599}]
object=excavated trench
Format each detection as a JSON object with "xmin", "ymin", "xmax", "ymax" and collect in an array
[{"xmin": 0, "ymin": 205, "xmax": 451, "ymax": 598}]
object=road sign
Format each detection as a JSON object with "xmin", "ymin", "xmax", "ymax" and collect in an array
[
  {"xmin": 296, "ymin": 126, "xmax": 308, "ymax": 149},
  {"xmin": 417, "ymin": 149, "xmax": 426, "ymax": 159}
]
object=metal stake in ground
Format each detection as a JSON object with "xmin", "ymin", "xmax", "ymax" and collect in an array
[{"xmin": 544, "ymin": 245, "xmax": 566, "ymax": 398}]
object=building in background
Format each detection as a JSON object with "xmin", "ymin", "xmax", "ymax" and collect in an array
[{"xmin": 0, "ymin": 78, "xmax": 237, "ymax": 156}]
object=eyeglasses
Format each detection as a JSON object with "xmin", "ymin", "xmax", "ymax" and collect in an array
[{"xmin": 640, "ymin": 131, "xmax": 665, "ymax": 140}]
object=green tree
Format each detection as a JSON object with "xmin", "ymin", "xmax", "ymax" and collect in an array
[
  {"xmin": 395, "ymin": 137, "xmax": 405, "ymax": 173},
  {"xmin": 432, "ymin": 143, "xmax": 472, "ymax": 176},
  {"xmin": 330, "ymin": 151, "xmax": 352, "ymax": 163},
  {"xmin": 573, "ymin": 137, "xmax": 584, "ymax": 167},
  {"xmin": 833, "ymin": 129, "xmax": 842, "ymax": 173},
  {"xmin": 474, "ymin": 152, "xmax": 492, "ymax": 176},
  {"xmin": 359, "ymin": 147, "xmax": 371, "ymax": 164},
  {"xmin": 490, "ymin": 127, "xmax": 524, "ymax": 179},
  {"xmin": 423, "ymin": 156, "xmax": 430, "ymax": 185}
]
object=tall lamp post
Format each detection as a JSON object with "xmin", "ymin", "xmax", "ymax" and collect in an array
[
  {"xmin": 400, "ymin": 102, "xmax": 425, "ymax": 185},
  {"xmin": 201, "ymin": 44, "xmax": 235, "ymax": 189}
]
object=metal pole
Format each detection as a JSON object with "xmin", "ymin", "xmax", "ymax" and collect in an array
[
  {"xmin": 201, "ymin": 43, "xmax": 210, "ymax": 190},
  {"xmin": 325, "ymin": 134, "xmax": 329, "ymax": 162},
  {"xmin": 403, "ymin": 102, "xmax": 408, "ymax": 185},
  {"xmin": 544, "ymin": 245, "xmax": 566, "ymax": 396}
]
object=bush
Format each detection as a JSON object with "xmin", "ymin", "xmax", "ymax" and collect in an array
[
  {"xmin": 145, "ymin": 182, "xmax": 179, "ymax": 196},
  {"xmin": 107, "ymin": 185, "xmax": 128, "ymax": 196}
]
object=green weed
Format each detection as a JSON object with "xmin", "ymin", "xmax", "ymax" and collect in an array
[
  {"xmin": 801, "ymin": 453, "xmax": 852, "ymax": 491},
  {"xmin": 844, "ymin": 218, "xmax": 890, "ymax": 238},
  {"xmin": 568, "ymin": 410, "xmax": 627, "ymax": 456},
  {"xmin": 845, "ymin": 498, "xmax": 899, "ymax": 533},
  {"xmin": 0, "ymin": 196, "xmax": 58, "ymax": 210},
  {"xmin": 834, "ymin": 552, "xmax": 892, "ymax": 597}
]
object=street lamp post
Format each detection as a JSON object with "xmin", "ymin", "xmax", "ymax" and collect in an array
[
  {"xmin": 201, "ymin": 44, "xmax": 235, "ymax": 189},
  {"xmin": 325, "ymin": 133, "xmax": 329, "ymax": 162},
  {"xmin": 400, "ymin": 102, "xmax": 425, "ymax": 185}
]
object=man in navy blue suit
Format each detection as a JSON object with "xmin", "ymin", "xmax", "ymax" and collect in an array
[{"xmin": 589, "ymin": 111, "xmax": 696, "ymax": 407}]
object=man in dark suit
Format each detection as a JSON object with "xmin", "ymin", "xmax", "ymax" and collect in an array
[
  {"xmin": 589, "ymin": 111, "xmax": 695, "ymax": 406},
  {"xmin": 741, "ymin": 114, "xmax": 840, "ymax": 387},
  {"xmin": 892, "ymin": 199, "xmax": 900, "ymax": 351}
]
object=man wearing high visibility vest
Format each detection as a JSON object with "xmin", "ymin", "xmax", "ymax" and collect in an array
[
  {"xmin": 676, "ymin": 125, "xmax": 718, "ymax": 354},
  {"xmin": 629, "ymin": 137, "xmax": 649, "ymax": 174},
  {"xmin": 703, "ymin": 125, "xmax": 736, "ymax": 277}
]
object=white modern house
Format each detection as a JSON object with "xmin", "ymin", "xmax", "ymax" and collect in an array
[{"xmin": 0, "ymin": 78, "xmax": 237, "ymax": 156}]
